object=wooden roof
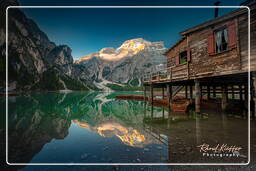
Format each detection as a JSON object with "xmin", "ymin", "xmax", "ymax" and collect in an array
[{"xmin": 180, "ymin": 7, "xmax": 249, "ymax": 36}]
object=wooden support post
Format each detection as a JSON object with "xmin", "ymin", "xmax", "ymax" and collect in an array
[
  {"xmin": 231, "ymin": 85, "xmax": 235, "ymax": 99},
  {"xmin": 190, "ymin": 85, "xmax": 193, "ymax": 101},
  {"xmin": 207, "ymin": 86, "xmax": 210, "ymax": 100},
  {"xmin": 245, "ymin": 84, "xmax": 248, "ymax": 118},
  {"xmin": 200, "ymin": 85, "xmax": 203, "ymax": 99},
  {"xmin": 162, "ymin": 87, "xmax": 165, "ymax": 99},
  {"xmin": 239, "ymin": 85, "xmax": 243, "ymax": 101},
  {"xmin": 252, "ymin": 72, "xmax": 256, "ymax": 119},
  {"xmin": 166, "ymin": 84, "xmax": 172, "ymax": 109},
  {"xmin": 150, "ymin": 84, "xmax": 153, "ymax": 104},
  {"xmin": 213, "ymin": 86, "xmax": 216, "ymax": 98},
  {"xmin": 162, "ymin": 108, "xmax": 165, "ymax": 119},
  {"xmin": 245, "ymin": 84, "xmax": 248, "ymax": 105},
  {"xmin": 221, "ymin": 85, "xmax": 228, "ymax": 111},
  {"xmin": 195, "ymin": 79, "xmax": 201, "ymax": 114},
  {"xmin": 143, "ymin": 86, "xmax": 146, "ymax": 102},
  {"xmin": 185, "ymin": 86, "xmax": 188, "ymax": 99}
]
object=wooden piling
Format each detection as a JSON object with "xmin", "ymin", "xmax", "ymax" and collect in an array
[
  {"xmin": 231, "ymin": 85, "xmax": 235, "ymax": 99},
  {"xmin": 162, "ymin": 87, "xmax": 165, "ymax": 99},
  {"xmin": 195, "ymin": 79, "xmax": 201, "ymax": 114},
  {"xmin": 213, "ymin": 86, "xmax": 216, "ymax": 98},
  {"xmin": 239, "ymin": 85, "xmax": 243, "ymax": 101},
  {"xmin": 143, "ymin": 86, "xmax": 146, "ymax": 102},
  {"xmin": 207, "ymin": 86, "xmax": 210, "ymax": 100},
  {"xmin": 166, "ymin": 84, "xmax": 172, "ymax": 109},
  {"xmin": 185, "ymin": 86, "xmax": 188, "ymax": 99},
  {"xmin": 200, "ymin": 85, "xmax": 203, "ymax": 99},
  {"xmin": 190, "ymin": 85, "xmax": 193, "ymax": 101},
  {"xmin": 252, "ymin": 72, "xmax": 256, "ymax": 119},
  {"xmin": 150, "ymin": 84, "xmax": 153, "ymax": 104},
  {"xmin": 245, "ymin": 84, "xmax": 248, "ymax": 118},
  {"xmin": 221, "ymin": 85, "xmax": 228, "ymax": 111}
]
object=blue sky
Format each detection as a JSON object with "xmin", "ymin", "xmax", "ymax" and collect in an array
[{"xmin": 18, "ymin": 0, "xmax": 245, "ymax": 59}]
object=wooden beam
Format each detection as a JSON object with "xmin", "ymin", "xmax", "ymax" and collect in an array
[{"xmin": 195, "ymin": 79, "xmax": 201, "ymax": 114}]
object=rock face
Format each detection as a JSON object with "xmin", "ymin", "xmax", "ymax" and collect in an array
[
  {"xmin": 75, "ymin": 38, "xmax": 167, "ymax": 87},
  {"xmin": 46, "ymin": 45, "xmax": 73, "ymax": 66},
  {"xmin": 0, "ymin": 3, "xmax": 94, "ymax": 91},
  {"xmin": 0, "ymin": 2, "xmax": 167, "ymax": 91}
]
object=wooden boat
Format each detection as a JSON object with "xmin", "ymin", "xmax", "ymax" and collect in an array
[
  {"xmin": 116, "ymin": 94, "xmax": 191, "ymax": 112},
  {"xmin": 171, "ymin": 99, "xmax": 191, "ymax": 112},
  {"xmin": 0, "ymin": 92, "xmax": 17, "ymax": 97},
  {"xmin": 116, "ymin": 95, "xmax": 148, "ymax": 101}
]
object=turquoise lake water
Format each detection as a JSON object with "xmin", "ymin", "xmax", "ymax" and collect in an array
[{"xmin": 0, "ymin": 91, "xmax": 249, "ymax": 167}]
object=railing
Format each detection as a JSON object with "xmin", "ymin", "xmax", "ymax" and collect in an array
[
  {"xmin": 143, "ymin": 65, "xmax": 189, "ymax": 83},
  {"xmin": 143, "ymin": 67, "xmax": 170, "ymax": 82}
]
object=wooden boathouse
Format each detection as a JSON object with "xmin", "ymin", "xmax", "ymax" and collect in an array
[{"xmin": 143, "ymin": 2, "xmax": 256, "ymax": 116}]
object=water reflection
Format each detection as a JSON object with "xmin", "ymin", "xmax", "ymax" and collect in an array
[{"xmin": 3, "ymin": 91, "xmax": 249, "ymax": 164}]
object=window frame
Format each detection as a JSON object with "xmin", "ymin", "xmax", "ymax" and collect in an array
[
  {"xmin": 179, "ymin": 50, "xmax": 187, "ymax": 65},
  {"xmin": 214, "ymin": 27, "xmax": 229, "ymax": 54}
]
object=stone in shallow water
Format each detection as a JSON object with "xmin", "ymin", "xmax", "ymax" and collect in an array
[
  {"xmin": 137, "ymin": 158, "xmax": 141, "ymax": 162},
  {"xmin": 103, "ymin": 146, "xmax": 109, "ymax": 151},
  {"xmin": 143, "ymin": 148, "xmax": 150, "ymax": 152},
  {"xmin": 239, "ymin": 154, "xmax": 247, "ymax": 158}
]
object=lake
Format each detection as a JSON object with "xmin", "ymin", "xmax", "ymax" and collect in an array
[{"xmin": 1, "ymin": 91, "xmax": 249, "ymax": 167}]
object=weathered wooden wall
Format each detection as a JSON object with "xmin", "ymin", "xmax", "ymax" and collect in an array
[
  {"xmin": 188, "ymin": 18, "xmax": 240, "ymax": 78},
  {"xmin": 239, "ymin": 5, "xmax": 256, "ymax": 71}
]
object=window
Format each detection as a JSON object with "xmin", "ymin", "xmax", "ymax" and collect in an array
[
  {"xmin": 215, "ymin": 28, "xmax": 228, "ymax": 53},
  {"xmin": 179, "ymin": 51, "xmax": 187, "ymax": 64}
]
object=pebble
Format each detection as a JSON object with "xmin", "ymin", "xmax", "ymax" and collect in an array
[
  {"xmin": 103, "ymin": 146, "xmax": 109, "ymax": 151},
  {"xmin": 144, "ymin": 148, "xmax": 150, "ymax": 152},
  {"xmin": 137, "ymin": 158, "xmax": 141, "ymax": 162},
  {"xmin": 239, "ymin": 154, "xmax": 247, "ymax": 158}
]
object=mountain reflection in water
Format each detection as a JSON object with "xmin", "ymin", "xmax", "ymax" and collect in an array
[{"xmin": 2, "ymin": 91, "xmax": 248, "ymax": 164}]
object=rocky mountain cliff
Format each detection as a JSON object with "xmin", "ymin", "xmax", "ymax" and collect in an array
[
  {"xmin": 0, "ymin": 1, "xmax": 167, "ymax": 92},
  {"xmin": 75, "ymin": 38, "xmax": 167, "ymax": 90},
  {"xmin": 0, "ymin": 2, "xmax": 95, "ymax": 91}
]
